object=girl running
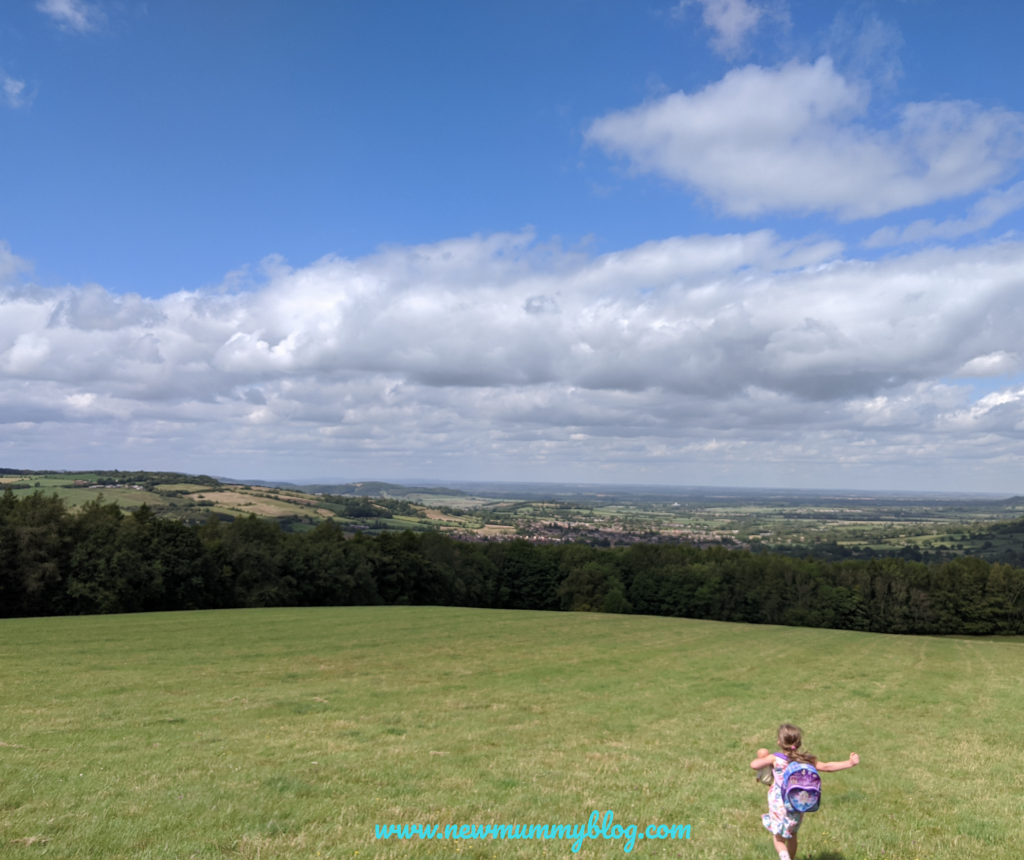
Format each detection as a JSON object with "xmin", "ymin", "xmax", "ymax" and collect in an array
[{"xmin": 750, "ymin": 723, "xmax": 859, "ymax": 860}]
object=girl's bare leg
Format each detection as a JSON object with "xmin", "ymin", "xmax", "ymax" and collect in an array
[
  {"xmin": 771, "ymin": 834, "xmax": 790, "ymax": 858},
  {"xmin": 786, "ymin": 835, "xmax": 798, "ymax": 859}
]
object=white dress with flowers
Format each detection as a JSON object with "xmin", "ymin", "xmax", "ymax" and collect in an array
[{"xmin": 761, "ymin": 754, "xmax": 803, "ymax": 839}]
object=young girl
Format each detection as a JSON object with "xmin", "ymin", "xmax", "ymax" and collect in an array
[{"xmin": 749, "ymin": 723, "xmax": 859, "ymax": 860}]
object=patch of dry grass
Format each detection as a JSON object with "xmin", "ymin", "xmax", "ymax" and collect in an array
[{"xmin": 186, "ymin": 490, "xmax": 314, "ymax": 518}]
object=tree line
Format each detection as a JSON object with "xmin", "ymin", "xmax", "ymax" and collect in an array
[{"xmin": 2, "ymin": 490, "xmax": 1023, "ymax": 636}]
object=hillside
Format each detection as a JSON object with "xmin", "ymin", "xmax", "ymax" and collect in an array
[{"xmin": 0, "ymin": 607, "xmax": 1019, "ymax": 858}]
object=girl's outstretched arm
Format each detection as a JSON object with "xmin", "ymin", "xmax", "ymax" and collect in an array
[{"xmin": 817, "ymin": 753, "xmax": 860, "ymax": 772}]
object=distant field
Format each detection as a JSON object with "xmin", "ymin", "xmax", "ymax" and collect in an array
[
  {"xmin": 0, "ymin": 608, "xmax": 1019, "ymax": 859},
  {"xmin": 154, "ymin": 483, "xmax": 212, "ymax": 493},
  {"xmin": 185, "ymin": 489, "xmax": 314, "ymax": 519},
  {"xmin": 5, "ymin": 475, "xmax": 173, "ymax": 513},
  {"xmin": 5, "ymin": 471, "xmax": 1024, "ymax": 554}
]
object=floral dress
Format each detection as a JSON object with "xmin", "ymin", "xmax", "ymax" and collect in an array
[{"xmin": 761, "ymin": 753, "xmax": 802, "ymax": 839}]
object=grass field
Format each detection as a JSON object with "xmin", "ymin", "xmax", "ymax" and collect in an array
[{"xmin": 0, "ymin": 608, "xmax": 1021, "ymax": 860}]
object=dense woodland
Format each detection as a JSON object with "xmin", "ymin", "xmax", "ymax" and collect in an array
[{"xmin": 2, "ymin": 489, "xmax": 1024, "ymax": 635}]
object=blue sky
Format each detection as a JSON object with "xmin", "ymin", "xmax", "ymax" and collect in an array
[{"xmin": 3, "ymin": 0, "xmax": 1024, "ymax": 491}]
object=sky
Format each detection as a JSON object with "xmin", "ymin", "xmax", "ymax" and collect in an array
[{"xmin": 3, "ymin": 0, "xmax": 1024, "ymax": 491}]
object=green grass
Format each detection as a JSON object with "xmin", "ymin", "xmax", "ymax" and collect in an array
[
  {"xmin": 154, "ymin": 484, "xmax": 213, "ymax": 493},
  {"xmin": 1, "ymin": 608, "xmax": 1021, "ymax": 859},
  {"xmin": 7, "ymin": 478, "xmax": 171, "ymax": 512}
]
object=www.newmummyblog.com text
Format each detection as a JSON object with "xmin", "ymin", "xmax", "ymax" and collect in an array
[{"xmin": 375, "ymin": 810, "xmax": 691, "ymax": 853}]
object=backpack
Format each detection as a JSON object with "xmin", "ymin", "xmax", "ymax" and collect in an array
[{"xmin": 775, "ymin": 754, "xmax": 821, "ymax": 813}]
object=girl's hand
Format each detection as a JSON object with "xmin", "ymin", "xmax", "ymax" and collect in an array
[{"xmin": 849, "ymin": 753, "xmax": 860, "ymax": 766}]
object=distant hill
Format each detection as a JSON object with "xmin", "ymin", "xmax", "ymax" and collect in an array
[
  {"xmin": 298, "ymin": 482, "xmax": 468, "ymax": 499},
  {"xmin": 218, "ymin": 478, "xmax": 467, "ymax": 498},
  {"xmin": 299, "ymin": 481, "xmax": 411, "ymax": 496},
  {"xmin": 1, "ymin": 469, "xmax": 220, "ymax": 488}
]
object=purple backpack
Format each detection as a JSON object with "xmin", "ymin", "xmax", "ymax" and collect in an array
[{"xmin": 775, "ymin": 754, "xmax": 821, "ymax": 813}]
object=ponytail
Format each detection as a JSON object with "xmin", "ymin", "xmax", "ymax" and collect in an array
[{"xmin": 777, "ymin": 723, "xmax": 818, "ymax": 766}]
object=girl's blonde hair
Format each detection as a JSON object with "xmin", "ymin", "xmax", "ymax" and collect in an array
[{"xmin": 777, "ymin": 723, "xmax": 818, "ymax": 765}]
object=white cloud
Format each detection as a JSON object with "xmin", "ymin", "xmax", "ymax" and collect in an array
[
  {"xmin": 0, "ymin": 241, "xmax": 31, "ymax": 281},
  {"xmin": 5, "ymin": 232, "xmax": 1024, "ymax": 487},
  {"xmin": 956, "ymin": 351, "xmax": 1019, "ymax": 378},
  {"xmin": 676, "ymin": 0, "xmax": 783, "ymax": 58},
  {"xmin": 825, "ymin": 10, "xmax": 903, "ymax": 89},
  {"xmin": 586, "ymin": 58, "xmax": 1024, "ymax": 220},
  {"xmin": 865, "ymin": 181, "xmax": 1024, "ymax": 247},
  {"xmin": 36, "ymin": 0, "xmax": 105, "ymax": 33},
  {"xmin": 1, "ymin": 74, "xmax": 28, "ymax": 109}
]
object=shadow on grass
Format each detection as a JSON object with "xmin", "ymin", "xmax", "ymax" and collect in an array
[{"xmin": 803, "ymin": 853, "xmax": 847, "ymax": 860}]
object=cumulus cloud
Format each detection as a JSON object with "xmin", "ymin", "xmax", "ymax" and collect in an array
[
  {"xmin": 0, "ymin": 241, "xmax": 31, "ymax": 281},
  {"xmin": 675, "ymin": 0, "xmax": 785, "ymax": 58},
  {"xmin": 1, "ymin": 74, "xmax": 28, "ymax": 109},
  {"xmin": 955, "ymin": 351, "xmax": 1019, "ymax": 378},
  {"xmin": 865, "ymin": 181, "xmax": 1024, "ymax": 247},
  {"xmin": 586, "ymin": 58, "xmax": 1024, "ymax": 220},
  {"xmin": 36, "ymin": 0, "xmax": 105, "ymax": 33},
  {"xmin": 4, "ymin": 231, "xmax": 1024, "ymax": 485}
]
